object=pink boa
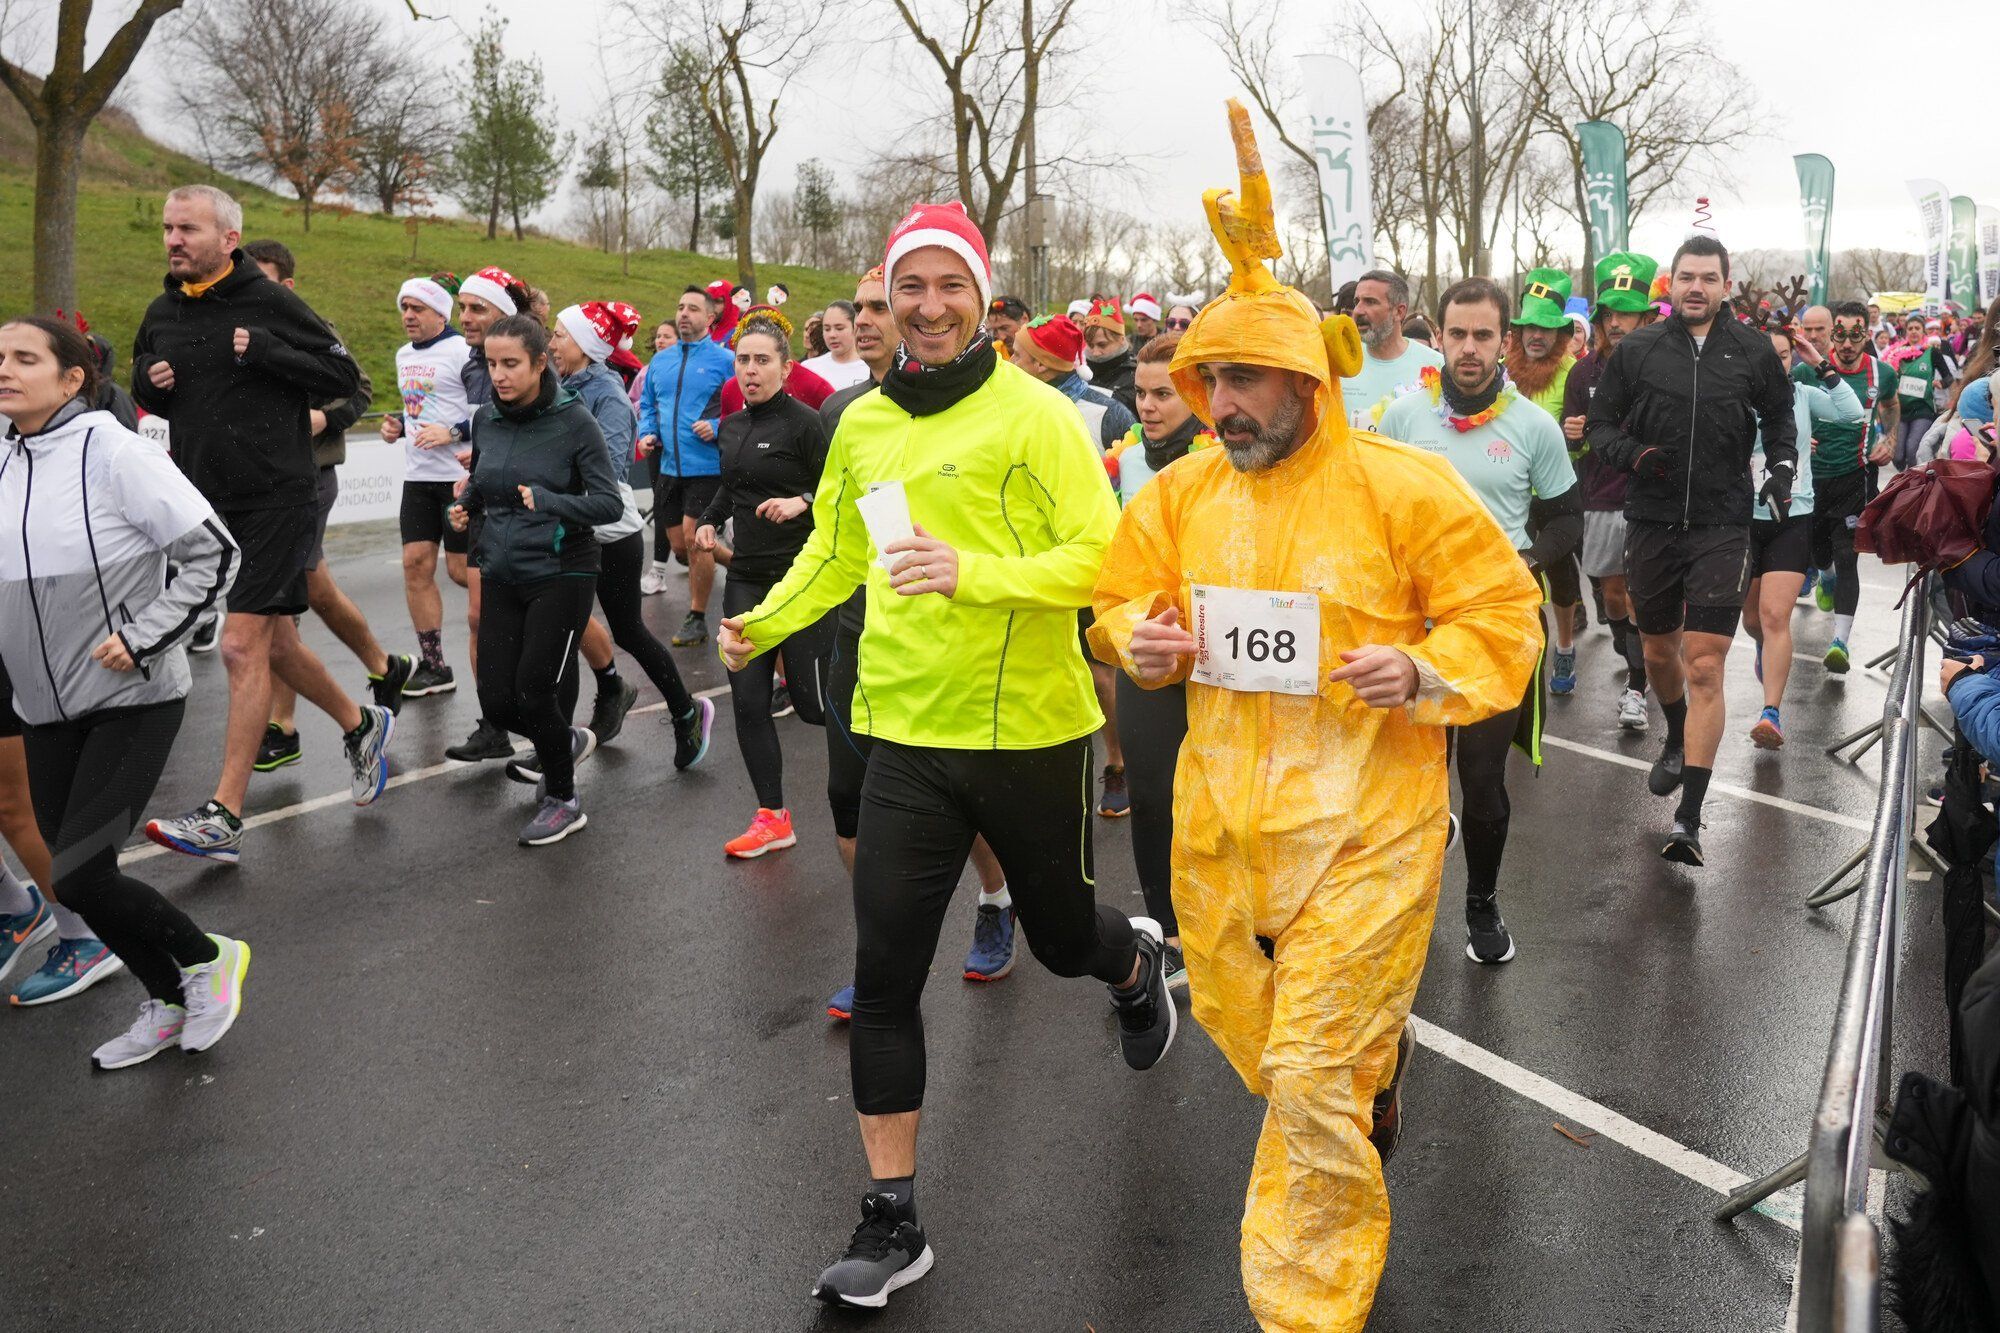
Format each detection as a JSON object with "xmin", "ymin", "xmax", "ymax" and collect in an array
[{"xmin": 1884, "ymin": 338, "xmax": 1933, "ymax": 369}]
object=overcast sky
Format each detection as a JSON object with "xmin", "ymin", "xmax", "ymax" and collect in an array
[{"xmin": 72, "ymin": 0, "xmax": 2000, "ymax": 272}]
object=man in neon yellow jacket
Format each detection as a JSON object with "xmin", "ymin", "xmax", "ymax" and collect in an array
[
  {"xmin": 1089, "ymin": 104, "xmax": 1544, "ymax": 1333},
  {"xmin": 717, "ymin": 201, "xmax": 1177, "ymax": 1313}
]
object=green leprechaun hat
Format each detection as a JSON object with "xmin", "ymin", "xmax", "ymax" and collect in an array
[
  {"xmin": 1591, "ymin": 252, "xmax": 1658, "ymax": 317},
  {"xmin": 1513, "ymin": 266, "xmax": 1573, "ymax": 328}
]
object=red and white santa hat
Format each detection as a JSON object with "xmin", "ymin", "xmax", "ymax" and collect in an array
[
  {"xmin": 557, "ymin": 301, "xmax": 638, "ymax": 364},
  {"xmin": 884, "ymin": 202, "xmax": 992, "ymax": 311},
  {"xmin": 1128, "ymin": 292, "xmax": 1162, "ymax": 321},
  {"xmin": 1018, "ymin": 316, "xmax": 1086, "ymax": 374},
  {"xmin": 459, "ymin": 266, "xmax": 521, "ymax": 316}
]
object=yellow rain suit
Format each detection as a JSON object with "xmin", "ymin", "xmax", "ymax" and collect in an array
[{"xmin": 1087, "ymin": 104, "xmax": 1543, "ymax": 1333}]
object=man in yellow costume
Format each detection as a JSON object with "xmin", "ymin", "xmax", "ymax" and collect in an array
[{"xmin": 1088, "ymin": 103, "xmax": 1544, "ymax": 1332}]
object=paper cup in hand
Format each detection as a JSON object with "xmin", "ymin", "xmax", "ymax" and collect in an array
[{"xmin": 857, "ymin": 481, "xmax": 916, "ymax": 572}]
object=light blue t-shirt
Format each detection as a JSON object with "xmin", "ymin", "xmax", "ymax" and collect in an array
[
  {"xmin": 1753, "ymin": 376, "xmax": 1861, "ymax": 521},
  {"xmin": 1376, "ymin": 388, "xmax": 1576, "ymax": 548},
  {"xmin": 1342, "ymin": 340, "xmax": 1444, "ymax": 428}
]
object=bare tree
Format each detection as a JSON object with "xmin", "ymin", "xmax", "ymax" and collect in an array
[
  {"xmin": 347, "ymin": 72, "xmax": 448, "ymax": 216},
  {"xmin": 1835, "ymin": 248, "xmax": 1922, "ymax": 301},
  {"xmin": 1, "ymin": 0, "xmax": 188, "ymax": 312}
]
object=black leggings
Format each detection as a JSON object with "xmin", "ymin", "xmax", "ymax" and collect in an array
[
  {"xmin": 24, "ymin": 702, "xmax": 217, "ymax": 1003},
  {"xmin": 850, "ymin": 738, "xmax": 1140, "ymax": 1114},
  {"xmin": 821, "ymin": 596, "xmax": 870, "ymax": 839},
  {"xmin": 1114, "ymin": 672, "xmax": 1185, "ymax": 936},
  {"xmin": 1809, "ymin": 471, "xmax": 1865, "ymax": 618},
  {"xmin": 721, "ymin": 574, "xmax": 832, "ymax": 810},
  {"xmin": 476, "ymin": 575, "xmax": 596, "ymax": 801},
  {"xmin": 1452, "ymin": 702, "xmax": 1523, "ymax": 901},
  {"xmin": 597, "ymin": 532, "xmax": 694, "ymax": 716}
]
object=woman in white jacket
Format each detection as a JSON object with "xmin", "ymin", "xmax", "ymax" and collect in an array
[{"xmin": 0, "ymin": 316, "xmax": 251, "ymax": 1071}]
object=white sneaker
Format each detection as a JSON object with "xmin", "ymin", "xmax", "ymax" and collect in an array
[
  {"xmin": 1618, "ymin": 689, "xmax": 1650, "ymax": 731},
  {"xmin": 639, "ymin": 563, "xmax": 668, "ymax": 596},
  {"xmin": 179, "ymin": 934, "xmax": 250, "ymax": 1052},
  {"xmin": 93, "ymin": 999, "xmax": 187, "ymax": 1070}
]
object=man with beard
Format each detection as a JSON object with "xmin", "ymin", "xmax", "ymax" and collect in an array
[
  {"xmin": 1562, "ymin": 252, "xmax": 1660, "ymax": 732},
  {"xmin": 1800, "ymin": 299, "xmax": 1898, "ymax": 668},
  {"xmin": 1340, "ymin": 267, "xmax": 1442, "ymax": 427},
  {"xmin": 1586, "ymin": 235, "xmax": 1798, "ymax": 866},
  {"xmin": 1082, "ymin": 296, "xmax": 1139, "ymax": 412},
  {"xmin": 1379, "ymin": 279, "xmax": 1580, "ymax": 967},
  {"xmin": 1508, "ymin": 266, "xmax": 1584, "ymax": 695},
  {"xmin": 1091, "ymin": 103, "xmax": 1540, "ymax": 1332}
]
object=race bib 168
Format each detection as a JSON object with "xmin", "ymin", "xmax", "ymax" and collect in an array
[{"xmin": 1190, "ymin": 584, "xmax": 1321, "ymax": 695}]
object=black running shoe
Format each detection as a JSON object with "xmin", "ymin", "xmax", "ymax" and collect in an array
[
  {"xmin": 446, "ymin": 718, "xmax": 514, "ymax": 763},
  {"xmin": 1465, "ymin": 894, "xmax": 1515, "ymax": 964},
  {"xmin": 1647, "ymin": 742, "xmax": 1684, "ymax": 797},
  {"xmin": 505, "ymin": 727, "xmax": 597, "ymax": 785},
  {"xmin": 588, "ymin": 678, "xmax": 639, "ymax": 746},
  {"xmin": 1110, "ymin": 918, "xmax": 1176, "ymax": 1070},
  {"xmin": 671, "ymin": 612, "xmax": 708, "ymax": 648},
  {"xmin": 811, "ymin": 1194, "xmax": 934, "ymax": 1310},
  {"xmin": 671, "ymin": 697, "xmax": 715, "ymax": 770},
  {"xmin": 401, "ymin": 661, "xmax": 456, "ymax": 698},
  {"xmin": 1370, "ymin": 1026, "xmax": 1414, "ymax": 1164},
  {"xmin": 253, "ymin": 723, "xmax": 300, "ymax": 772},
  {"xmin": 770, "ymin": 683, "xmax": 794, "ymax": 719},
  {"xmin": 1573, "ymin": 602, "xmax": 1589, "ymax": 635},
  {"xmin": 1661, "ymin": 820, "xmax": 1704, "ymax": 866},
  {"xmin": 370, "ymin": 654, "xmax": 416, "ymax": 714}
]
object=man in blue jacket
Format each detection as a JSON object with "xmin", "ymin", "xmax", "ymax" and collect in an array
[{"xmin": 637, "ymin": 285, "xmax": 735, "ymax": 646}]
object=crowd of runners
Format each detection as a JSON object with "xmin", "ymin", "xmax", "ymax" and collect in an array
[{"xmin": 0, "ymin": 98, "xmax": 1980, "ymax": 1328}]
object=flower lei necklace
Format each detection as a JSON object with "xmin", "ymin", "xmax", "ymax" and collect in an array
[{"xmin": 1419, "ymin": 364, "xmax": 1514, "ymax": 433}]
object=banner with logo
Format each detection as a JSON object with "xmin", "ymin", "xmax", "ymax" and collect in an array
[
  {"xmin": 1297, "ymin": 54, "xmax": 1373, "ymax": 292},
  {"xmin": 1908, "ymin": 179, "xmax": 1950, "ymax": 314},
  {"xmin": 1577, "ymin": 120, "xmax": 1629, "ymax": 263},
  {"xmin": 1950, "ymin": 195, "xmax": 1978, "ymax": 312},
  {"xmin": 1793, "ymin": 154, "xmax": 1834, "ymax": 306},
  {"xmin": 1979, "ymin": 204, "xmax": 2000, "ymax": 307}
]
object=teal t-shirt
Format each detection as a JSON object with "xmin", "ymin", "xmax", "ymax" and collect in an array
[
  {"xmin": 1342, "ymin": 340, "xmax": 1444, "ymax": 428},
  {"xmin": 1376, "ymin": 388, "xmax": 1576, "ymax": 547}
]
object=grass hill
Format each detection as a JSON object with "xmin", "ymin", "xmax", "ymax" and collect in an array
[{"xmin": 0, "ymin": 99, "xmax": 860, "ymax": 405}]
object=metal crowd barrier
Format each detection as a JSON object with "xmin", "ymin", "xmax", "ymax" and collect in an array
[{"xmin": 1715, "ymin": 587, "xmax": 1930, "ymax": 1332}]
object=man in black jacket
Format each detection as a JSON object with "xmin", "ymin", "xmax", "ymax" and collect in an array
[
  {"xmin": 1586, "ymin": 235, "xmax": 1797, "ymax": 866},
  {"xmin": 133, "ymin": 185, "xmax": 395, "ymax": 867}
]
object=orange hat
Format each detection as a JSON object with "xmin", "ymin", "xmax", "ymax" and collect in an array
[{"xmin": 1085, "ymin": 296, "xmax": 1126, "ymax": 335}]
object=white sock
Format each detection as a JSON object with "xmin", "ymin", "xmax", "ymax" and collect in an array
[
  {"xmin": 0, "ymin": 861, "xmax": 33, "ymax": 914},
  {"xmin": 54, "ymin": 904, "xmax": 97, "ymax": 941},
  {"xmin": 978, "ymin": 884, "xmax": 1012, "ymax": 910},
  {"xmin": 650, "ymin": 560, "xmax": 668, "ymax": 575},
  {"xmin": 1833, "ymin": 614, "xmax": 1855, "ymax": 643}
]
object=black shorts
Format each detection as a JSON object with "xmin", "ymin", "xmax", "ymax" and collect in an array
[
  {"xmin": 400, "ymin": 479, "xmax": 470, "ymax": 554},
  {"xmin": 1750, "ymin": 516, "xmax": 1812, "ymax": 578},
  {"xmin": 307, "ymin": 465, "xmax": 339, "ymax": 570},
  {"xmin": 1546, "ymin": 552, "xmax": 1583, "ymax": 606},
  {"xmin": 656, "ymin": 474, "xmax": 723, "ymax": 523},
  {"xmin": 0, "ymin": 655, "xmax": 19, "ymax": 740},
  {"xmin": 1624, "ymin": 520, "xmax": 1751, "ymax": 638},
  {"xmin": 216, "ymin": 503, "xmax": 316, "ymax": 617}
]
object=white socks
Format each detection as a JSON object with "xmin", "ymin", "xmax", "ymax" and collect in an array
[
  {"xmin": 1832, "ymin": 614, "xmax": 1855, "ymax": 644},
  {"xmin": 55, "ymin": 904, "xmax": 96, "ymax": 941},
  {"xmin": 978, "ymin": 884, "xmax": 1012, "ymax": 910}
]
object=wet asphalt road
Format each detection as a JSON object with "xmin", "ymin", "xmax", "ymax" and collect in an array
[{"xmin": 0, "ymin": 520, "xmax": 1954, "ymax": 1332}]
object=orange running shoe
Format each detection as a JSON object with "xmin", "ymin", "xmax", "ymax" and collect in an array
[{"xmin": 725, "ymin": 808, "xmax": 797, "ymax": 859}]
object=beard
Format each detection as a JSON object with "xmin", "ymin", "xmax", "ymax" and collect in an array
[
  {"xmin": 1505, "ymin": 329, "xmax": 1568, "ymax": 398},
  {"xmin": 1357, "ymin": 317, "xmax": 1393, "ymax": 350},
  {"xmin": 1217, "ymin": 392, "xmax": 1309, "ymax": 473}
]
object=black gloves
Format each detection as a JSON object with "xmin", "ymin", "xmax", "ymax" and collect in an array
[
  {"xmin": 1760, "ymin": 461, "xmax": 1795, "ymax": 522},
  {"xmin": 1629, "ymin": 446, "xmax": 1671, "ymax": 480}
]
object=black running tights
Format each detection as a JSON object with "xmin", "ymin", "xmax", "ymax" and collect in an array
[
  {"xmin": 597, "ymin": 532, "xmax": 694, "ymax": 717},
  {"xmin": 721, "ymin": 575, "xmax": 831, "ymax": 811},
  {"xmin": 24, "ymin": 701, "xmax": 217, "ymax": 1003},
  {"xmin": 1114, "ymin": 672, "xmax": 1185, "ymax": 937},
  {"xmin": 476, "ymin": 575, "xmax": 596, "ymax": 801},
  {"xmin": 1452, "ymin": 703, "xmax": 1521, "ymax": 901}
]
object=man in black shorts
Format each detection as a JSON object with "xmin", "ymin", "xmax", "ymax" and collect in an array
[
  {"xmin": 132, "ymin": 185, "xmax": 396, "ymax": 865},
  {"xmin": 1585, "ymin": 235, "xmax": 1797, "ymax": 866},
  {"xmin": 635, "ymin": 286, "xmax": 734, "ymax": 647}
]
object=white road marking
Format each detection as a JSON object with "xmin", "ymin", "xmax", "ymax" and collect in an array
[{"xmin": 1541, "ymin": 734, "xmax": 1872, "ymax": 832}]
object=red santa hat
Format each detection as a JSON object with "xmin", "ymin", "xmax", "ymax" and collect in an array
[
  {"xmin": 1017, "ymin": 316, "xmax": 1086, "ymax": 374},
  {"xmin": 1084, "ymin": 296, "xmax": 1125, "ymax": 335},
  {"xmin": 458, "ymin": 265, "xmax": 521, "ymax": 316},
  {"xmin": 1128, "ymin": 292, "xmax": 1162, "ymax": 321},
  {"xmin": 884, "ymin": 202, "xmax": 993, "ymax": 311},
  {"xmin": 556, "ymin": 301, "xmax": 634, "ymax": 364}
]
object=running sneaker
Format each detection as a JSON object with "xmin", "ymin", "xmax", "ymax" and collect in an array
[
  {"xmin": 1750, "ymin": 705, "xmax": 1784, "ymax": 750},
  {"xmin": 671, "ymin": 697, "xmax": 715, "ymax": 770},
  {"xmin": 1647, "ymin": 741, "xmax": 1684, "ymax": 797},
  {"xmin": 520, "ymin": 795, "xmax": 589, "ymax": 846},
  {"xmin": 963, "ymin": 903, "xmax": 1018, "ymax": 981},
  {"xmin": 1924, "ymin": 784, "xmax": 1946, "ymax": 809},
  {"xmin": 1370, "ymin": 1025, "xmax": 1414, "ymax": 1164},
  {"xmin": 1098, "ymin": 764, "xmax": 1131, "ymax": 818},
  {"xmin": 1161, "ymin": 941, "xmax": 1189, "ymax": 990},
  {"xmin": 1799, "ymin": 569, "xmax": 1818, "ymax": 602},
  {"xmin": 724, "ymin": 808, "xmax": 796, "ymax": 859},
  {"xmin": 0, "ymin": 884, "xmax": 54, "ymax": 989},
  {"xmin": 401, "ymin": 661, "xmax": 456, "ymax": 698},
  {"xmin": 1661, "ymin": 819, "xmax": 1704, "ymax": 866},
  {"xmin": 11, "ymin": 938, "xmax": 124, "ymax": 1006},
  {"xmin": 770, "ymin": 682, "xmax": 795, "ymax": 720},
  {"xmin": 1110, "ymin": 917, "xmax": 1175, "ymax": 1070},
  {"xmin": 446, "ymin": 717, "xmax": 515, "ymax": 762},
  {"xmin": 254, "ymin": 723, "xmax": 301, "ymax": 772},
  {"xmin": 588, "ymin": 677, "xmax": 640, "ymax": 746},
  {"xmin": 93, "ymin": 1000, "xmax": 187, "ymax": 1071},
  {"xmin": 1617, "ymin": 689, "xmax": 1649, "ymax": 731},
  {"xmin": 1465, "ymin": 894, "xmax": 1515, "ymax": 964},
  {"xmin": 826, "ymin": 984, "xmax": 855, "ymax": 1022},
  {"xmin": 1815, "ymin": 571, "xmax": 1837, "ymax": 613},
  {"xmin": 178, "ymin": 934, "xmax": 249, "ymax": 1052},
  {"xmin": 505, "ymin": 727, "xmax": 597, "ymax": 785},
  {"xmin": 145, "ymin": 800, "xmax": 244, "ymax": 864},
  {"xmin": 671, "ymin": 612, "xmax": 708, "ymax": 647},
  {"xmin": 1753, "ymin": 643, "xmax": 1763, "ymax": 684},
  {"xmin": 1572, "ymin": 602, "xmax": 1589, "ymax": 636},
  {"xmin": 1445, "ymin": 812, "xmax": 1460, "ymax": 852},
  {"xmin": 1825, "ymin": 639, "xmax": 1851, "ymax": 674},
  {"xmin": 189, "ymin": 614, "xmax": 220, "ymax": 654},
  {"xmin": 639, "ymin": 562, "xmax": 668, "ymax": 596},
  {"xmin": 368, "ymin": 652, "xmax": 416, "ymax": 714},
  {"xmin": 1550, "ymin": 649, "xmax": 1577, "ymax": 696},
  {"xmin": 344, "ymin": 704, "xmax": 396, "ymax": 805},
  {"xmin": 811, "ymin": 1193, "xmax": 934, "ymax": 1310}
]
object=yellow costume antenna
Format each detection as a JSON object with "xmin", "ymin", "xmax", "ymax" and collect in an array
[{"xmin": 1203, "ymin": 100, "xmax": 1284, "ymax": 296}]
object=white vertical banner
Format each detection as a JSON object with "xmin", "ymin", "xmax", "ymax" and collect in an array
[
  {"xmin": 1979, "ymin": 204, "xmax": 2000, "ymax": 308},
  {"xmin": 1297, "ymin": 54, "xmax": 1373, "ymax": 292},
  {"xmin": 1908, "ymin": 178, "xmax": 1950, "ymax": 314}
]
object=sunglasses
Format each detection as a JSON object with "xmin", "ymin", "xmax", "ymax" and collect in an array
[
  {"xmin": 1831, "ymin": 327, "xmax": 1870, "ymax": 342},
  {"xmin": 1165, "ymin": 317, "xmax": 1193, "ymax": 330}
]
